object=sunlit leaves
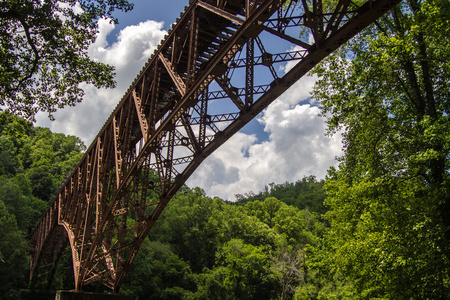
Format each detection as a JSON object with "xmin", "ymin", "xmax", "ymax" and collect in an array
[
  {"xmin": 0, "ymin": 0, "xmax": 133, "ymax": 120},
  {"xmin": 310, "ymin": 0, "xmax": 450, "ymax": 297}
]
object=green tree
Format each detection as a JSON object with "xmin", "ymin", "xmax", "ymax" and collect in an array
[
  {"xmin": 214, "ymin": 203, "xmax": 281, "ymax": 251},
  {"xmin": 0, "ymin": 135, "xmax": 22, "ymax": 175},
  {"xmin": 0, "ymin": 111, "xmax": 33, "ymax": 137},
  {"xmin": 0, "ymin": 112, "xmax": 88, "ymax": 296},
  {"xmin": 123, "ymin": 185, "xmax": 332, "ymax": 299},
  {"xmin": 0, "ymin": 201, "xmax": 29, "ymax": 300},
  {"xmin": 0, "ymin": 0, "xmax": 133, "ymax": 120},
  {"xmin": 244, "ymin": 197, "xmax": 283, "ymax": 228},
  {"xmin": 121, "ymin": 240, "xmax": 195, "ymax": 299},
  {"xmin": 0, "ymin": 175, "xmax": 46, "ymax": 233},
  {"xmin": 311, "ymin": 0, "xmax": 450, "ymax": 298},
  {"xmin": 236, "ymin": 176, "xmax": 327, "ymax": 214},
  {"xmin": 152, "ymin": 187, "xmax": 225, "ymax": 273},
  {"xmin": 193, "ymin": 239, "xmax": 278, "ymax": 300},
  {"xmin": 244, "ymin": 197, "xmax": 326, "ymax": 247}
]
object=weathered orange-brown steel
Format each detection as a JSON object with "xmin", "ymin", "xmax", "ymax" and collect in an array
[{"xmin": 30, "ymin": 0, "xmax": 401, "ymax": 292}]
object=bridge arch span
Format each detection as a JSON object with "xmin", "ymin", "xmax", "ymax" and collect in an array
[{"xmin": 30, "ymin": 0, "xmax": 401, "ymax": 292}]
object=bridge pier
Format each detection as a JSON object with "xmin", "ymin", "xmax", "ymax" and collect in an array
[{"xmin": 55, "ymin": 291, "xmax": 137, "ymax": 300}]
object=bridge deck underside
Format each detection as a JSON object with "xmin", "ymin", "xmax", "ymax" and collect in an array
[{"xmin": 29, "ymin": 0, "xmax": 401, "ymax": 292}]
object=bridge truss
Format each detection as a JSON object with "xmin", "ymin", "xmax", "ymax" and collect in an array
[{"xmin": 30, "ymin": 0, "xmax": 400, "ymax": 293}]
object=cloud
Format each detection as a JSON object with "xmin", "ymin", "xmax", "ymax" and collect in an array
[
  {"xmin": 36, "ymin": 18, "xmax": 166, "ymax": 144},
  {"xmin": 35, "ymin": 19, "xmax": 342, "ymax": 201},
  {"xmin": 187, "ymin": 75, "xmax": 343, "ymax": 201}
]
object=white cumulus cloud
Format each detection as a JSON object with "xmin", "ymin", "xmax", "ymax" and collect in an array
[
  {"xmin": 187, "ymin": 75, "xmax": 343, "ymax": 201},
  {"xmin": 35, "ymin": 19, "xmax": 342, "ymax": 201},
  {"xmin": 36, "ymin": 18, "xmax": 166, "ymax": 144}
]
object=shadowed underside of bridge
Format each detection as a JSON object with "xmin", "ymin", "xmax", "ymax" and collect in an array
[{"xmin": 29, "ymin": 0, "xmax": 400, "ymax": 293}]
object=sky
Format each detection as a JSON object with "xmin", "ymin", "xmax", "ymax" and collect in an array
[{"xmin": 35, "ymin": 0, "xmax": 343, "ymax": 201}]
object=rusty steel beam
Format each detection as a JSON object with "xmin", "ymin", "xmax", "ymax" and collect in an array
[{"xmin": 29, "ymin": 0, "xmax": 401, "ymax": 293}]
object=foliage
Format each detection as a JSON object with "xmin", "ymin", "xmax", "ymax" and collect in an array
[
  {"xmin": 236, "ymin": 176, "xmax": 328, "ymax": 214},
  {"xmin": 151, "ymin": 188, "xmax": 226, "ymax": 273},
  {"xmin": 184, "ymin": 239, "xmax": 278, "ymax": 300},
  {"xmin": 0, "ymin": 112, "xmax": 333, "ymax": 299},
  {"xmin": 310, "ymin": 0, "xmax": 450, "ymax": 298},
  {"xmin": 0, "ymin": 201, "xmax": 29, "ymax": 300},
  {"xmin": 0, "ymin": 112, "xmax": 85, "ymax": 298},
  {"xmin": 121, "ymin": 240, "xmax": 195, "ymax": 299},
  {"xmin": 122, "ymin": 186, "xmax": 329, "ymax": 299},
  {"xmin": 0, "ymin": 175, "xmax": 46, "ymax": 233},
  {"xmin": 0, "ymin": 0, "xmax": 133, "ymax": 120}
]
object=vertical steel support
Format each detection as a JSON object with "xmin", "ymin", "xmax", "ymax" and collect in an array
[
  {"xmin": 149, "ymin": 65, "xmax": 160, "ymax": 132},
  {"xmin": 245, "ymin": 37, "xmax": 254, "ymax": 107},
  {"xmin": 166, "ymin": 130, "xmax": 176, "ymax": 184},
  {"xmin": 187, "ymin": 11, "xmax": 199, "ymax": 88},
  {"xmin": 96, "ymin": 137, "xmax": 103, "ymax": 233},
  {"xmin": 113, "ymin": 116, "xmax": 122, "ymax": 189},
  {"xmin": 199, "ymin": 87, "xmax": 208, "ymax": 148}
]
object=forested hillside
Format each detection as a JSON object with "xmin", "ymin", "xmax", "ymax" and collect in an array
[
  {"xmin": 0, "ymin": 112, "xmax": 340, "ymax": 299},
  {"xmin": 0, "ymin": 112, "xmax": 85, "ymax": 299},
  {"xmin": 121, "ymin": 186, "xmax": 331, "ymax": 299}
]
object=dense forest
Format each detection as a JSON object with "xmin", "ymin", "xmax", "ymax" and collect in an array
[
  {"xmin": 1, "ymin": 0, "xmax": 449, "ymax": 299},
  {"xmin": 0, "ymin": 112, "xmax": 85, "ymax": 298},
  {"xmin": 0, "ymin": 112, "xmax": 335, "ymax": 299},
  {"xmin": 0, "ymin": 112, "xmax": 334, "ymax": 299}
]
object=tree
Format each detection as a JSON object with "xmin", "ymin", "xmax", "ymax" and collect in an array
[
  {"xmin": 121, "ymin": 240, "xmax": 195, "ymax": 299},
  {"xmin": 0, "ymin": 0, "xmax": 133, "ymax": 120},
  {"xmin": 0, "ymin": 176, "xmax": 47, "ymax": 233},
  {"xmin": 152, "ymin": 188, "xmax": 225, "ymax": 273},
  {"xmin": 0, "ymin": 135, "xmax": 22, "ymax": 175},
  {"xmin": 0, "ymin": 201, "xmax": 29, "ymax": 300},
  {"xmin": 194, "ymin": 239, "xmax": 278, "ymax": 300},
  {"xmin": 270, "ymin": 249, "xmax": 305, "ymax": 300},
  {"xmin": 244, "ymin": 197, "xmax": 283, "ymax": 228},
  {"xmin": 311, "ymin": 0, "xmax": 450, "ymax": 298},
  {"xmin": 236, "ymin": 176, "xmax": 328, "ymax": 214}
]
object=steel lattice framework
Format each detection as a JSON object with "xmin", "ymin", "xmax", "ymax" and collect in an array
[{"xmin": 29, "ymin": 0, "xmax": 400, "ymax": 293}]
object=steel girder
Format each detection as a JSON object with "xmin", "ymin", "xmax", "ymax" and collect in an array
[{"xmin": 29, "ymin": 0, "xmax": 401, "ymax": 292}]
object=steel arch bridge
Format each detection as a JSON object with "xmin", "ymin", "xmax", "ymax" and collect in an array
[{"xmin": 29, "ymin": 0, "xmax": 400, "ymax": 293}]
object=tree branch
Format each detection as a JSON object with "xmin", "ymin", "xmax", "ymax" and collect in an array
[{"xmin": 16, "ymin": 17, "xmax": 40, "ymax": 90}]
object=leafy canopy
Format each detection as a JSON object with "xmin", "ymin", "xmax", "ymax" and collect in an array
[
  {"xmin": 0, "ymin": 112, "xmax": 86, "ymax": 298},
  {"xmin": 310, "ymin": 0, "xmax": 450, "ymax": 298},
  {"xmin": 0, "ymin": 0, "xmax": 133, "ymax": 120}
]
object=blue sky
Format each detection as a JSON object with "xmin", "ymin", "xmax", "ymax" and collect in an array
[
  {"xmin": 35, "ymin": 1, "xmax": 343, "ymax": 200},
  {"xmin": 108, "ymin": 0, "xmax": 188, "ymax": 40},
  {"xmin": 109, "ymin": 0, "xmax": 271, "ymax": 143}
]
